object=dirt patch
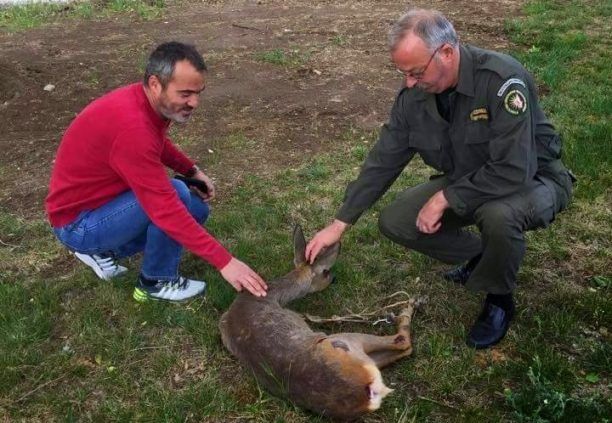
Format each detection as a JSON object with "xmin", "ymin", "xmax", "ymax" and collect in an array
[{"xmin": 0, "ymin": 0, "xmax": 524, "ymax": 217}]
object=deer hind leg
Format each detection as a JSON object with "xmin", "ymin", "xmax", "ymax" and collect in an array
[
  {"xmin": 368, "ymin": 348, "xmax": 413, "ymax": 368},
  {"xmin": 325, "ymin": 300, "xmax": 419, "ymax": 356},
  {"xmin": 321, "ymin": 299, "xmax": 420, "ymax": 366},
  {"xmin": 324, "ymin": 333, "xmax": 404, "ymax": 357}
]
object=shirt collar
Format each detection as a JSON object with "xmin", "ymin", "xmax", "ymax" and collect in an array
[{"xmin": 455, "ymin": 44, "xmax": 475, "ymax": 97}]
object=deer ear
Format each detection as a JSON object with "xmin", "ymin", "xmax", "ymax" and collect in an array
[
  {"xmin": 313, "ymin": 242, "xmax": 340, "ymax": 271},
  {"xmin": 293, "ymin": 224, "xmax": 307, "ymax": 267}
]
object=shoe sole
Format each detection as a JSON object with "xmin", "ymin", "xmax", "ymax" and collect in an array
[
  {"xmin": 74, "ymin": 252, "xmax": 127, "ymax": 281},
  {"xmin": 75, "ymin": 252, "xmax": 111, "ymax": 280},
  {"xmin": 466, "ymin": 335, "xmax": 505, "ymax": 349},
  {"xmin": 132, "ymin": 287, "xmax": 205, "ymax": 303},
  {"xmin": 442, "ymin": 271, "xmax": 469, "ymax": 285},
  {"xmin": 466, "ymin": 323, "xmax": 511, "ymax": 349}
]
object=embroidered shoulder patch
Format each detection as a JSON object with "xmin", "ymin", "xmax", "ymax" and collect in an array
[
  {"xmin": 504, "ymin": 89, "xmax": 528, "ymax": 115},
  {"xmin": 469, "ymin": 107, "xmax": 489, "ymax": 121},
  {"xmin": 497, "ymin": 78, "xmax": 526, "ymax": 97}
]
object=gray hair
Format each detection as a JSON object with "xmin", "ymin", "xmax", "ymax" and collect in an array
[
  {"xmin": 143, "ymin": 41, "xmax": 207, "ymax": 88},
  {"xmin": 389, "ymin": 9, "xmax": 458, "ymax": 52}
]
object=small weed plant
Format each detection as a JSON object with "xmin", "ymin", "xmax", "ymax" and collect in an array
[
  {"xmin": 255, "ymin": 48, "xmax": 311, "ymax": 67},
  {"xmin": 505, "ymin": 356, "xmax": 568, "ymax": 422}
]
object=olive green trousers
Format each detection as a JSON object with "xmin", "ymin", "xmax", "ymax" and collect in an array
[{"xmin": 378, "ymin": 176, "xmax": 566, "ymax": 294}]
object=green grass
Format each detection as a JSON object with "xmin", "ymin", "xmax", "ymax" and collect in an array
[
  {"xmin": 0, "ymin": 0, "xmax": 165, "ymax": 32},
  {"xmin": 498, "ymin": 4, "xmax": 612, "ymax": 418},
  {"xmin": 1, "ymin": 0, "xmax": 610, "ymax": 421},
  {"xmin": 505, "ymin": 0, "xmax": 612, "ymax": 199},
  {"xmin": 255, "ymin": 48, "xmax": 312, "ymax": 67},
  {"xmin": 504, "ymin": 355, "xmax": 610, "ymax": 422},
  {"xmin": 3, "ymin": 128, "xmax": 609, "ymax": 421},
  {"xmin": 330, "ymin": 35, "xmax": 348, "ymax": 46}
]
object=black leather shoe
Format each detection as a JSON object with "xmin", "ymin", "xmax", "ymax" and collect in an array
[
  {"xmin": 444, "ymin": 264, "xmax": 472, "ymax": 285},
  {"xmin": 466, "ymin": 300, "xmax": 514, "ymax": 349},
  {"xmin": 443, "ymin": 254, "xmax": 482, "ymax": 285}
]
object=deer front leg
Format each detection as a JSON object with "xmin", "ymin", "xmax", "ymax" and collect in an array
[
  {"xmin": 394, "ymin": 299, "xmax": 418, "ymax": 342},
  {"xmin": 363, "ymin": 301, "xmax": 419, "ymax": 368}
]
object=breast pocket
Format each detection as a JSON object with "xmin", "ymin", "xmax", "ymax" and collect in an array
[
  {"xmin": 462, "ymin": 122, "xmax": 493, "ymax": 166},
  {"xmin": 465, "ymin": 121, "xmax": 491, "ymax": 144}
]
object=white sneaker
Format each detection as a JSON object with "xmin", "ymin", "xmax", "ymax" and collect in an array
[
  {"xmin": 133, "ymin": 276, "xmax": 206, "ymax": 303},
  {"xmin": 74, "ymin": 252, "xmax": 128, "ymax": 281}
]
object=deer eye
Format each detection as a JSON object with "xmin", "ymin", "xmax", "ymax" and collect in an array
[{"xmin": 322, "ymin": 269, "xmax": 330, "ymax": 277}]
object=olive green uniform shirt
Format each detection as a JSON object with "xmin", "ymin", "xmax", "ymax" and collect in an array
[{"xmin": 337, "ymin": 44, "xmax": 571, "ymax": 224}]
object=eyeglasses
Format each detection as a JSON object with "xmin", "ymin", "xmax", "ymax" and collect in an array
[{"xmin": 396, "ymin": 45, "xmax": 443, "ymax": 80}]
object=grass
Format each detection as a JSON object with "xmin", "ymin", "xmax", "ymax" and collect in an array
[
  {"xmin": 330, "ymin": 35, "xmax": 348, "ymax": 46},
  {"xmin": 0, "ymin": 0, "xmax": 165, "ymax": 32},
  {"xmin": 505, "ymin": 0, "xmax": 612, "ymax": 200},
  {"xmin": 255, "ymin": 48, "xmax": 312, "ymax": 68},
  {"xmin": 2, "ymin": 127, "xmax": 609, "ymax": 421},
  {"xmin": 1, "ymin": 0, "xmax": 610, "ymax": 421}
]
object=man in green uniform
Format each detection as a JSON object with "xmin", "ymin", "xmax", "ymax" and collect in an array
[{"xmin": 305, "ymin": 9, "xmax": 574, "ymax": 349}]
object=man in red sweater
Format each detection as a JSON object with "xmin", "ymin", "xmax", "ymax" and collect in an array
[{"xmin": 46, "ymin": 42, "xmax": 267, "ymax": 302}]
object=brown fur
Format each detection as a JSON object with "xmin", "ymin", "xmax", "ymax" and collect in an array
[{"xmin": 219, "ymin": 226, "xmax": 417, "ymax": 420}]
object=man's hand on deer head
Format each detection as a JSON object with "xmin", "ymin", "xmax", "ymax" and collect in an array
[{"xmin": 305, "ymin": 219, "xmax": 348, "ymax": 264}]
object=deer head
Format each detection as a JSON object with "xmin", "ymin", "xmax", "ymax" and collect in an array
[
  {"xmin": 267, "ymin": 225, "xmax": 340, "ymax": 305},
  {"xmin": 293, "ymin": 224, "xmax": 340, "ymax": 293}
]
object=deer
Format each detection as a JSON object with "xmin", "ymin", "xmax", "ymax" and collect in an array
[{"xmin": 219, "ymin": 225, "xmax": 419, "ymax": 420}]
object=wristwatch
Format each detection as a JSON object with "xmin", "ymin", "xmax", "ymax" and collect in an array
[{"xmin": 185, "ymin": 164, "xmax": 200, "ymax": 177}]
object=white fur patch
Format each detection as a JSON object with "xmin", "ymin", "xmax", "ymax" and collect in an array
[{"xmin": 363, "ymin": 364, "xmax": 393, "ymax": 411}]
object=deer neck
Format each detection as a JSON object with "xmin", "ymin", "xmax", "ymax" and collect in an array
[{"xmin": 266, "ymin": 267, "xmax": 313, "ymax": 306}]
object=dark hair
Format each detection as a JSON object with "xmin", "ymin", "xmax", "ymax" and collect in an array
[{"xmin": 143, "ymin": 41, "xmax": 207, "ymax": 87}]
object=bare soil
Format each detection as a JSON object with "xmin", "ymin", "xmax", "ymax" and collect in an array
[{"xmin": 0, "ymin": 0, "xmax": 523, "ymax": 217}]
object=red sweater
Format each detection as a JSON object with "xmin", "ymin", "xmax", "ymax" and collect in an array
[{"xmin": 46, "ymin": 83, "xmax": 232, "ymax": 270}]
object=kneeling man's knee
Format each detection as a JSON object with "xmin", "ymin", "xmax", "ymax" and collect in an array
[
  {"xmin": 191, "ymin": 199, "xmax": 209, "ymax": 224},
  {"xmin": 170, "ymin": 179, "xmax": 209, "ymax": 223},
  {"xmin": 171, "ymin": 179, "xmax": 192, "ymax": 206},
  {"xmin": 476, "ymin": 203, "xmax": 518, "ymax": 238},
  {"xmin": 379, "ymin": 205, "xmax": 418, "ymax": 244}
]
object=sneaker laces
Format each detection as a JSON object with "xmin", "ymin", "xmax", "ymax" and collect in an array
[
  {"xmin": 94, "ymin": 254, "xmax": 120, "ymax": 272},
  {"xmin": 168, "ymin": 276, "xmax": 189, "ymax": 290}
]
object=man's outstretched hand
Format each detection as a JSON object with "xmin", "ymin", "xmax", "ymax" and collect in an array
[{"xmin": 220, "ymin": 257, "xmax": 268, "ymax": 297}]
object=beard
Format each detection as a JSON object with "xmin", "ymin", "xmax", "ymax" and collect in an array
[
  {"xmin": 157, "ymin": 93, "xmax": 194, "ymax": 123},
  {"xmin": 159, "ymin": 104, "xmax": 194, "ymax": 123},
  {"xmin": 416, "ymin": 81, "xmax": 436, "ymax": 92}
]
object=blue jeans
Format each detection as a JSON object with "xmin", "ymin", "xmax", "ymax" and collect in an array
[{"xmin": 53, "ymin": 179, "xmax": 209, "ymax": 280}]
